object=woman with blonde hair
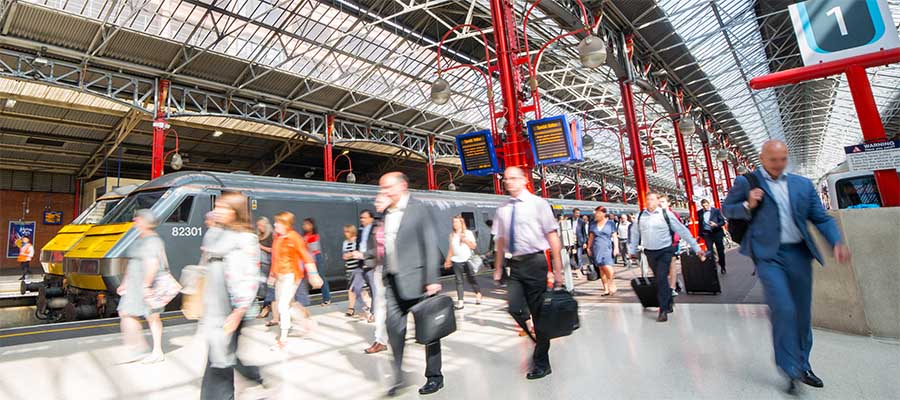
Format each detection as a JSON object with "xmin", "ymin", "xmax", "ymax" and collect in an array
[
  {"xmin": 443, "ymin": 215, "xmax": 482, "ymax": 309},
  {"xmin": 117, "ymin": 209, "xmax": 167, "ymax": 364},
  {"xmin": 200, "ymin": 192, "xmax": 265, "ymax": 399},
  {"xmin": 270, "ymin": 211, "xmax": 323, "ymax": 350}
]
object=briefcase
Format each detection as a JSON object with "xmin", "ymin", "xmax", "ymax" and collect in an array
[
  {"xmin": 410, "ymin": 295, "xmax": 457, "ymax": 344},
  {"xmin": 535, "ymin": 289, "xmax": 580, "ymax": 340},
  {"xmin": 630, "ymin": 251, "xmax": 659, "ymax": 308},
  {"xmin": 680, "ymin": 252, "xmax": 721, "ymax": 295}
]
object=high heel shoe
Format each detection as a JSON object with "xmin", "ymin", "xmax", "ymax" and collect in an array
[
  {"xmin": 475, "ymin": 293, "xmax": 483, "ymax": 305},
  {"xmin": 257, "ymin": 306, "xmax": 271, "ymax": 319}
]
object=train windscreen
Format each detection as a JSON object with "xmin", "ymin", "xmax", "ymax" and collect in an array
[
  {"xmin": 99, "ymin": 189, "xmax": 167, "ymax": 224},
  {"xmin": 73, "ymin": 198, "xmax": 122, "ymax": 225},
  {"xmin": 834, "ymin": 172, "xmax": 900, "ymax": 209}
]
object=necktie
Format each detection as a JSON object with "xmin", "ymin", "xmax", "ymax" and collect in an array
[{"xmin": 508, "ymin": 200, "xmax": 517, "ymax": 254}]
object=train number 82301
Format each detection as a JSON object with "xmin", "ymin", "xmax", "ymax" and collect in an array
[{"xmin": 171, "ymin": 227, "xmax": 203, "ymax": 237}]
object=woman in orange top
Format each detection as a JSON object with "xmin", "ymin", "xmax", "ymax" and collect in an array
[{"xmin": 270, "ymin": 211, "xmax": 323, "ymax": 350}]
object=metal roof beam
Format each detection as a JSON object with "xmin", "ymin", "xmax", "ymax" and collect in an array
[{"xmin": 77, "ymin": 108, "xmax": 144, "ymax": 179}]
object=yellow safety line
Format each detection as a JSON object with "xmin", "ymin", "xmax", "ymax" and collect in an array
[{"xmin": 0, "ymin": 315, "xmax": 185, "ymax": 339}]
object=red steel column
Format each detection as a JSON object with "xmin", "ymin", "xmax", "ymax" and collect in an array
[
  {"xmin": 673, "ymin": 119, "xmax": 698, "ymax": 238},
  {"xmin": 150, "ymin": 79, "xmax": 170, "ymax": 179},
  {"xmin": 619, "ymin": 78, "xmax": 648, "ymax": 210},
  {"xmin": 722, "ymin": 160, "xmax": 732, "ymax": 190},
  {"xmin": 601, "ymin": 175, "xmax": 608, "ymax": 202},
  {"xmin": 539, "ymin": 166, "xmax": 548, "ymax": 198},
  {"xmin": 702, "ymin": 142, "xmax": 720, "ymax": 209},
  {"xmin": 574, "ymin": 168, "xmax": 582, "ymax": 200},
  {"xmin": 846, "ymin": 65, "xmax": 900, "ymax": 207},
  {"xmin": 489, "ymin": 0, "xmax": 533, "ymax": 191},
  {"xmin": 426, "ymin": 135, "xmax": 437, "ymax": 190},
  {"xmin": 324, "ymin": 114, "xmax": 335, "ymax": 182},
  {"xmin": 494, "ymin": 174, "xmax": 503, "ymax": 194}
]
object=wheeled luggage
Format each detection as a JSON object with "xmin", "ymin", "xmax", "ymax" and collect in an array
[
  {"xmin": 680, "ymin": 252, "xmax": 721, "ymax": 294},
  {"xmin": 630, "ymin": 251, "xmax": 659, "ymax": 308},
  {"xmin": 410, "ymin": 295, "xmax": 457, "ymax": 344},
  {"xmin": 535, "ymin": 289, "xmax": 580, "ymax": 339}
]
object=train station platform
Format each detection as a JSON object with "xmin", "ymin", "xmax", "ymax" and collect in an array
[{"xmin": 1, "ymin": 251, "xmax": 898, "ymax": 400}]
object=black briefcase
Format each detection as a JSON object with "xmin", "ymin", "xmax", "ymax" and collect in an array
[
  {"xmin": 631, "ymin": 251, "xmax": 659, "ymax": 308},
  {"xmin": 535, "ymin": 289, "xmax": 580, "ymax": 340},
  {"xmin": 411, "ymin": 295, "xmax": 457, "ymax": 344}
]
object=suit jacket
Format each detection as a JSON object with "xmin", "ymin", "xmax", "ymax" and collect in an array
[
  {"xmin": 722, "ymin": 168, "xmax": 842, "ymax": 265},
  {"xmin": 358, "ymin": 223, "xmax": 377, "ymax": 269},
  {"xmin": 575, "ymin": 218, "xmax": 588, "ymax": 246},
  {"xmin": 385, "ymin": 197, "xmax": 440, "ymax": 300},
  {"xmin": 698, "ymin": 207, "xmax": 726, "ymax": 234}
]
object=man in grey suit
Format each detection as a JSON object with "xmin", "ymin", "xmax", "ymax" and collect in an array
[{"xmin": 379, "ymin": 172, "xmax": 443, "ymax": 396}]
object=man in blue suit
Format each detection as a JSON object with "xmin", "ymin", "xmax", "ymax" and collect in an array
[
  {"xmin": 698, "ymin": 199, "xmax": 727, "ymax": 274},
  {"xmin": 723, "ymin": 140, "xmax": 851, "ymax": 395}
]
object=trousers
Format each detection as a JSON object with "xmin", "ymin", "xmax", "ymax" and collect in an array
[
  {"xmin": 451, "ymin": 261, "xmax": 480, "ymax": 301},
  {"xmin": 644, "ymin": 247, "xmax": 676, "ymax": 311},
  {"xmin": 200, "ymin": 321, "xmax": 262, "ymax": 400},
  {"xmin": 701, "ymin": 229, "xmax": 727, "ymax": 268},
  {"xmin": 275, "ymin": 274, "xmax": 300, "ymax": 336},
  {"xmin": 384, "ymin": 274, "xmax": 442, "ymax": 383},
  {"xmin": 373, "ymin": 266, "xmax": 387, "ymax": 345},
  {"xmin": 754, "ymin": 243, "xmax": 814, "ymax": 379},
  {"xmin": 507, "ymin": 252, "xmax": 551, "ymax": 369}
]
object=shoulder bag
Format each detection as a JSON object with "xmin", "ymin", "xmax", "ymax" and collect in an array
[{"xmin": 145, "ymin": 246, "xmax": 183, "ymax": 310}]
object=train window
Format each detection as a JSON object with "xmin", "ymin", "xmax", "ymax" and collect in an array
[
  {"xmin": 834, "ymin": 173, "xmax": 900, "ymax": 209},
  {"xmin": 461, "ymin": 212, "xmax": 476, "ymax": 232},
  {"xmin": 166, "ymin": 196, "xmax": 194, "ymax": 223},
  {"xmin": 101, "ymin": 189, "xmax": 166, "ymax": 224}
]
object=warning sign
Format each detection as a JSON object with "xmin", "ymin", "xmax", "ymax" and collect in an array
[{"xmin": 843, "ymin": 140, "xmax": 900, "ymax": 171}]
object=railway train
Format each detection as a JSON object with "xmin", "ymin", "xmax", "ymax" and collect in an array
[
  {"xmin": 23, "ymin": 185, "xmax": 136, "ymax": 321},
  {"xmin": 51, "ymin": 171, "xmax": 684, "ymax": 322},
  {"xmin": 820, "ymin": 165, "xmax": 900, "ymax": 210}
]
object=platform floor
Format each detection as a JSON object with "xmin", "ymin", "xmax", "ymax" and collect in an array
[{"xmin": 1, "ymin": 295, "xmax": 897, "ymax": 399}]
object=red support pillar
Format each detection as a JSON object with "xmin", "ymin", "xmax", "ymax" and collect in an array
[
  {"xmin": 601, "ymin": 175, "xmax": 608, "ymax": 202},
  {"xmin": 619, "ymin": 78, "xmax": 649, "ymax": 210},
  {"xmin": 150, "ymin": 79, "xmax": 170, "ymax": 179},
  {"xmin": 488, "ymin": 0, "xmax": 534, "ymax": 192},
  {"xmin": 494, "ymin": 174, "xmax": 503, "ymax": 195},
  {"xmin": 702, "ymin": 142, "xmax": 720, "ymax": 209},
  {"xmin": 622, "ymin": 177, "xmax": 628, "ymax": 204},
  {"xmin": 673, "ymin": 119, "xmax": 698, "ymax": 238},
  {"xmin": 845, "ymin": 65, "xmax": 900, "ymax": 207},
  {"xmin": 324, "ymin": 114, "xmax": 335, "ymax": 182},
  {"xmin": 722, "ymin": 160, "xmax": 732, "ymax": 191},
  {"xmin": 426, "ymin": 135, "xmax": 437, "ymax": 190},
  {"xmin": 574, "ymin": 168, "xmax": 582, "ymax": 200}
]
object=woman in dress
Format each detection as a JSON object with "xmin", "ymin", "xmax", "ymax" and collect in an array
[
  {"xmin": 200, "ymin": 192, "xmax": 265, "ymax": 399},
  {"xmin": 301, "ymin": 218, "xmax": 332, "ymax": 306},
  {"xmin": 442, "ymin": 215, "xmax": 482, "ymax": 310},
  {"xmin": 117, "ymin": 209, "xmax": 167, "ymax": 364},
  {"xmin": 256, "ymin": 217, "xmax": 275, "ymax": 319},
  {"xmin": 587, "ymin": 206, "xmax": 620, "ymax": 296}
]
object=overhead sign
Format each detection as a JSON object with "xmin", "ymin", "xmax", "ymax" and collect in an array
[
  {"xmin": 789, "ymin": 0, "xmax": 900, "ymax": 65},
  {"xmin": 455, "ymin": 130, "xmax": 501, "ymax": 176},
  {"xmin": 526, "ymin": 115, "xmax": 584, "ymax": 166},
  {"xmin": 43, "ymin": 211, "xmax": 63, "ymax": 225},
  {"xmin": 844, "ymin": 140, "xmax": 900, "ymax": 171}
]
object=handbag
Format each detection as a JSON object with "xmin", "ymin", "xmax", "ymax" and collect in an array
[
  {"xmin": 145, "ymin": 250, "xmax": 182, "ymax": 310},
  {"xmin": 179, "ymin": 264, "xmax": 205, "ymax": 320},
  {"xmin": 410, "ymin": 295, "xmax": 457, "ymax": 344},
  {"xmin": 467, "ymin": 253, "xmax": 483, "ymax": 273},
  {"xmin": 535, "ymin": 289, "xmax": 580, "ymax": 340}
]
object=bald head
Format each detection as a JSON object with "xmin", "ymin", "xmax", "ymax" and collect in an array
[
  {"xmin": 760, "ymin": 140, "xmax": 789, "ymax": 178},
  {"xmin": 379, "ymin": 172, "xmax": 409, "ymax": 207},
  {"xmin": 503, "ymin": 166, "xmax": 528, "ymax": 196}
]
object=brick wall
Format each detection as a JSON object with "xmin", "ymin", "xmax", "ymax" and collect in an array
[{"xmin": 1, "ymin": 191, "xmax": 75, "ymax": 270}]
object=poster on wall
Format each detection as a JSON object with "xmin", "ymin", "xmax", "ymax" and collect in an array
[{"xmin": 7, "ymin": 221, "xmax": 36, "ymax": 259}]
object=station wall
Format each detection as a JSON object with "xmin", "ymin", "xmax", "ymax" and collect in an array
[{"xmin": 0, "ymin": 190, "xmax": 75, "ymax": 270}]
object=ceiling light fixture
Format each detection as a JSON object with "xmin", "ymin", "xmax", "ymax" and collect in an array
[
  {"xmin": 430, "ymin": 77, "xmax": 451, "ymax": 105},
  {"xmin": 212, "ymin": 130, "xmax": 223, "ymax": 137},
  {"xmin": 577, "ymin": 35, "xmax": 607, "ymax": 68}
]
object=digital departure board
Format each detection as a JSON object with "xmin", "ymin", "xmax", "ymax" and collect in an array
[
  {"xmin": 527, "ymin": 115, "xmax": 584, "ymax": 166},
  {"xmin": 456, "ymin": 130, "xmax": 501, "ymax": 176}
]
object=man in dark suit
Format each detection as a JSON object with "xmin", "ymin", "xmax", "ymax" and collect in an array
[
  {"xmin": 379, "ymin": 172, "xmax": 443, "ymax": 396},
  {"xmin": 724, "ymin": 140, "xmax": 850, "ymax": 395},
  {"xmin": 573, "ymin": 208, "xmax": 588, "ymax": 275},
  {"xmin": 698, "ymin": 199, "xmax": 728, "ymax": 274}
]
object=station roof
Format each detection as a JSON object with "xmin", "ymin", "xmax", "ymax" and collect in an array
[{"xmin": 1, "ymin": 0, "xmax": 898, "ymax": 195}]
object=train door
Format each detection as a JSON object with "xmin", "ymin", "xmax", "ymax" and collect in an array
[{"xmin": 156, "ymin": 193, "xmax": 211, "ymax": 280}]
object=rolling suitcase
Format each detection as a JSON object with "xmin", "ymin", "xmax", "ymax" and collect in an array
[
  {"xmin": 535, "ymin": 289, "xmax": 580, "ymax": 339},
  {"xmin": 680, "ymin": 252, "xmax": 721, "ymax": 294},
  {"xmin": 630, "ymin": 251, "xmax": 659, "ymax": 308}
]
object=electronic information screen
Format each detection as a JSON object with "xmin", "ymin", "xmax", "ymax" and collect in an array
[{"xmin": 455, "ymin": 130, "xmax": 501, "ymax": 176}]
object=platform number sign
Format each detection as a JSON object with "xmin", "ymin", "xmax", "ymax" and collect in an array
[{"xmin": 789, "ymin": 0, "xmax": 900, "ymax": 66}]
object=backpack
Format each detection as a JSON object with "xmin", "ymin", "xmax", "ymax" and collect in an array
[{"xmin": 727, "ymin": 173, "xmax": 761, "ymax": 243}]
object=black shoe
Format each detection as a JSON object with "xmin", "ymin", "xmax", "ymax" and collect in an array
[
  {"xmin": 786, "ymin": 379, "xmax": 800, "ymax": 396},
  {"xmin": 721, "ymin": 266, "xmax": 727, "ymax": 274},
  {"xmin": 386, "ymin": 381, "xmax": 405, "ymax": 397},
  {"xmin": 657, "ymin": 311, "xmax": 668, "ymax": 322},
  {"xmin": 19, "ymin": 276, "xmax": 26, "ymax": 281},
  {"xmin": 800, "ymin": 370, "xmax": 823, "ymax": 388},
  {"xmin": 526, "ymin": 366, "xmax": 552, "ymax": 380},
  {"xmin": 418, "ymin": 379, "xmax": 443, "ymax": 395}
]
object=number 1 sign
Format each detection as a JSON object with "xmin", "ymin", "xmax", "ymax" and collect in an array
[{"xmin": 789, "ymin": 0, "xmax": 900, "ymax": 66}]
